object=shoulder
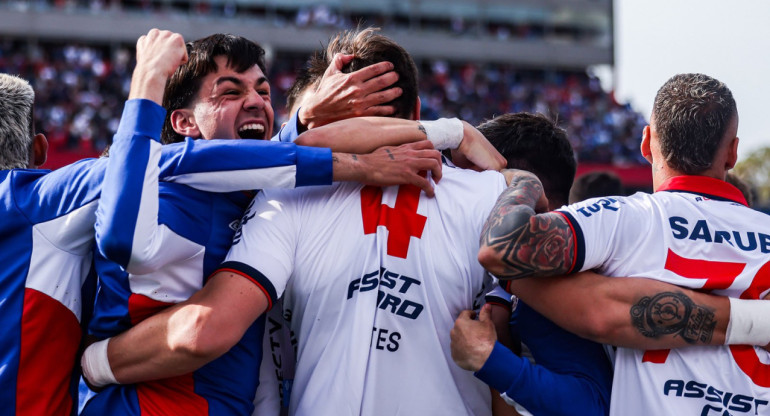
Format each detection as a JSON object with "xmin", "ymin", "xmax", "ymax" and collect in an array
[{"xmin": 438, "ymin": 167, "xmax": 507, "ymax": 196}]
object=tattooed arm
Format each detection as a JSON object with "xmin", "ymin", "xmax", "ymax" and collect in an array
[
  {"xmin": 295, "ymin": 117, "xmax": 428, "ymax": 153},
  {"xmin": 478, "ymin": 169, "xmax": 574, "ymax": 279},
  {"xmin": 331, "ymin": 141, "xmax": 443, "ymax": 197},
  {"xmin": 507, "ymin": 272, "xmax": 731, "ymax": 349},
  {"xmin": 297, "ymin": 117, "xmax": 505, "ymax": 171}
]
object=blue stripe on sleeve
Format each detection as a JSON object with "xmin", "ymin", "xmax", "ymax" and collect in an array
[
  {"xmin": 215, "ymin": 261, "xmax": 279, "ymax": 309},
  {"xmin": 294, "ymin": 145, "xmax": 332, "ymax": 187},
  {"xmin": 557, "ymin": 210, "xmax": 586, "ymax": 273}
]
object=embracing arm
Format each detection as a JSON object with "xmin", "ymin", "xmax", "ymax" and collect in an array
[
  {"xmin": 451, "ymin": 305, "xmax": 610, "ymax": 416},
  {"xmin": 293, "ymin": 116, "xmax": 428, "ymax": 152},
  {"xmin": 296, "ymin": 117, "xmax": 505, "ymax": 172},
  {"xmin": 509, "ymin": 272, "xmax": 770, "ymax": 349},
  {"xmin": 478, "ymin": 169, "xmax": 574, "ymax": 279},
  {"xmin": 82, "ymin": 271, "xmax": 269, "ymax": 385}
]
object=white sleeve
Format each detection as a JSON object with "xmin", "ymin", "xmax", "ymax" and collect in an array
[
  {"xmin": 557, "ymin": 195, "xmax": 650, "ymax": 273},
  {"xmin": 218, "ymin": 189, "xmax": 301, "ymax": 307}
]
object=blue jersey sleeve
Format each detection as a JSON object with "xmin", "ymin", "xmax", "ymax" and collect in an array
[
  {"xmin": 273, "ymin": 108, "xmax": 302, "ymax": 143},
  {"xmin": 97, "ymin": 99, "xmax": 333, "ymax": 272},
  {"xmin": 95, "ymin": 99, "xmax": 165, "ymax": 269},
  {"xmin": 13, "ymin": 158, "xmax": 104, "ymax": 226},
  {"xmin": 475, "ymin": 302, "xmax": 612, "ymax": 416},
  {"xmin": 475, "ymin": 342, "xmax": 610, "ymax": 416},
  {"xmin": 157, "ymin": 137, "xmax": 332, "ymax": 192}
]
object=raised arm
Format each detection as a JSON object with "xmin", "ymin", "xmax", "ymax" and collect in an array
[
  {"xmin": 508, "ymin": 272, "xmax": 770, "ymax": 350},
  {"xmin": 478, "ymin": 169, "xmax": 573, "ymax": 279},
  {"xmin": 95, "ymin": 29, "xmax": 188, "ymax": 272}
]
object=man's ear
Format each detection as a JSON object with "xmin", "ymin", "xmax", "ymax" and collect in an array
[
  {"xmin": 726, "ymin": 136, "xmax": 739, "ymax": 169},
  {"xmin": 640, "ymin": 125, "xmax": 653, "ymax": 165},
  {"xmin": 412, "ymin": 96, "xmax": 421, "ymax": 121},
  {"xmin": 170, "ymin": 109, "xmax": 200, "ymax": 139},
  {"xmin": 31, "ymin": 133, "xmax": 48, "ymax": 168}
]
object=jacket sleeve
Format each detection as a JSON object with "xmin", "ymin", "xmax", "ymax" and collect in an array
[
  {"xmin": 95, "ymin": 98, "xmax": 167, "ymax": 272},
  {"xmin": 96, "ymin": 99, "xmax": 334, "ymax": 274},
  {"xmin": 156, "ymin": 136, "xmax": 332, "ymax": 192},
  {"xmin": 475, "ymin": 341, "xmax": 610, "ymax": 416}
]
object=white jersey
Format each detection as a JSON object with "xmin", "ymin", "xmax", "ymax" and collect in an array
[
  {"xmin": 224, "ymin": 166, "xmax": 506, "ymax": 416},
  {"xmin": 558, "ymin": 176, "xmax": 770, "ymax": 416}
]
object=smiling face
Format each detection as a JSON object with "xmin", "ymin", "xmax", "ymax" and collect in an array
[{"xmin": 173, "ymin": 55, "xmax": 274, "ymax": 141}]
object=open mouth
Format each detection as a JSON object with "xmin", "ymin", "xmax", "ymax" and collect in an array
[{"xmin": 238, "ymin": 123, "xmax": 266, "ymax": 140}]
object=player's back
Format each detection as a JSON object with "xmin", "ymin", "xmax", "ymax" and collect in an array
[
  {"xmin": 275, "ymin": 166, "xmax": 506, "ymax": 415},
  {"xmin": 0, "ymin": 163, "xmax": 102, "ymax": 415},
  {"xmin": 559, "ymin": 176, "xmax": 770, "ymax": 415}
]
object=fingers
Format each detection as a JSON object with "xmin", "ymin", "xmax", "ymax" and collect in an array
[
  {"xmin": 129, "ymin": 29, "xmax": 186, "ymax": 103},
  {"xmin": 410, "ymin": 175, "xmax": 435, "ymax": 198},
  {"xmin": 456, "ymin": 309, "xmax": 475, "ymax": 322},
  {"xmin": 411, "ymin": 153, "xmax": 442, "ymax": 184},
  {"xmin": 360, "ymin": 84, "xmax": 402, "ymax": 108},
  {"xmin": 327, "ymin": 53, "xmax": 355, "ymax": 76},
  {"xmin": 478, "ymin": 303, "xmax": 493, "ymax": 322},
  {"xmin": 350, "ymin": 61, "xmax": 395, "ymax": 83},
  {"xmin": 359, "ymin": 105, "xmax": 397, "ymax": 118},
  {"xmin": 401, "ymin": 140, "xmax": 435, "ymax": 151},
  {"xmin": 360, "ymin": 87, "xmax": 402, "ymax": 109},
  {"xmin": 361, "ymin": 71, "xmax": 399, "ymax": 94}
]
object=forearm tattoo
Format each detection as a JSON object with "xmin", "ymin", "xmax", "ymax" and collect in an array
[
  {"xmin": 417, "ymin": 124, "xmax": 427, "ymax": 137},
  {"xmin": 480, "ymin": 175, "xmax": 574, "ymax": 279},
  {"xmin": 631, "ymin": 292, "xmax": 716, "ymax": 344}
]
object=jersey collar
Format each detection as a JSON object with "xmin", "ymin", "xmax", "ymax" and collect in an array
[{"xmin": 657, "ymin": 175, "xmax": 748, "ymax": 207}]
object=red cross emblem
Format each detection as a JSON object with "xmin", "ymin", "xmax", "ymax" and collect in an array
[{"xmin": 360, "ymin": 184, "xmax": 427, "ymax": 259}]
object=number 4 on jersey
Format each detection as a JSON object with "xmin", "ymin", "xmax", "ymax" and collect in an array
[{"xmin": 360, "ymin": 185, "xmax": 426, "ymax": 259}]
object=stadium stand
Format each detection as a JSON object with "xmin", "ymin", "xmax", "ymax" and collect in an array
[{"xmin": 0, "ymin": 0, "xmax": 651, "ymax": 189}]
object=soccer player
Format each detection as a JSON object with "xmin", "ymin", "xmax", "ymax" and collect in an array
[
  {"xmin": 80, "ymin": 29, "xmax": 493, "ymax": 415},
  {"xmin": 0, "ymin": 33, "xmax": 272, "ymax": 416},
  {"xmin": 471, "ymin": 112, "xmax": 613, "ymax": 416},
  {"xmin": 0, "ymin": 72, "xmax": 100, "ymax": 416},
  {"xmin": 81, "ymin": 27, "xmax": 506, "ymax": 416},
  {"xmin": 471, "ymin": 73, "xmax": 770, "ymax": 415}
]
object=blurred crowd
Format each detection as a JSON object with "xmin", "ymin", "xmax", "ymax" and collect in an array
[
  {"xmin": 0, "ymin": 39, "xmax": 647, "ymax": 166},
  {"xmin": 7, "ymin": 0, "xmax": 606, "ymax": 44}
]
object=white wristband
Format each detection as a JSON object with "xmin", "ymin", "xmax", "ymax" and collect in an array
[
  {"xmin": 725, "ymin": 298, "xmax": 770, "ymax": 345},
  {"xmin": 81, "ymin": 338, "xmax": 118, "ymax": 387},
  {"xmin": 419, "ymin": 118, "xmax": 464, "ymax": 150}
]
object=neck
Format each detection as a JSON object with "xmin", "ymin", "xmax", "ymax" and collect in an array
[{"xmin": 653, "ymin": 165, "xmax": 726, "ymax": 191}]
